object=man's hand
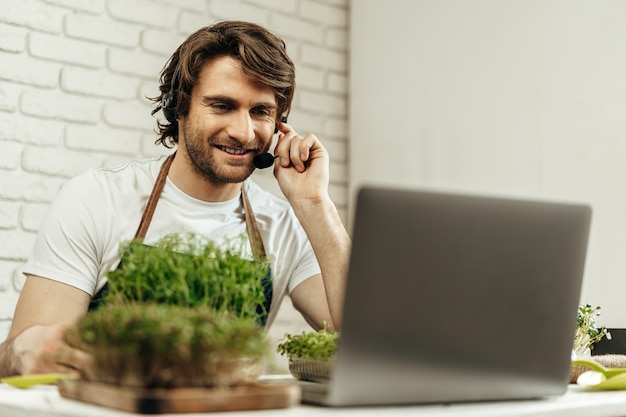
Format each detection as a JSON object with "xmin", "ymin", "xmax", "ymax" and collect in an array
[
  {"xmin": 272, "ymin": 122, "xmax": 330, "ymax": 204},
  {"xmin": 0, "ymin": 275, "xmax": 93, "ymax": 378},
  {"xmin": 12, "ymin": 323, "xmax": 92, "ymax": 375},
  {"xmin": 271, "ymin": 122, "xmax": 350, "ymax": 330}
]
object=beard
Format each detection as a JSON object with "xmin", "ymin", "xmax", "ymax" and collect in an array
[{"xmin": 181, "ymin": 119, "xmax": 268, "ymax": 184}]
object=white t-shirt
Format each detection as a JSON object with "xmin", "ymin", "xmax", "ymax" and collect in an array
[{"xmin": 24, "ymin": 156, "xmax": 320, "ymax": 328}]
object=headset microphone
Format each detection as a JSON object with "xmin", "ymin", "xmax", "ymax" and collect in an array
[
  {"xmin": 253, "ymin": 153, "xmax": 278, "ymax": 169},
  {"xmin": 255, "ymin": 117, "xmax": 288, "ymax": 169}
]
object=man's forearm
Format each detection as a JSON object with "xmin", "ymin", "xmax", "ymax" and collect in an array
[{"xmin": 292, "ymin": 197, "xmax": 351, "ymax": 329}]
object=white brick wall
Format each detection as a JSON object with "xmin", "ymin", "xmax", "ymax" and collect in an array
[{"xmin": 0, "ymin": 0, "xmax": 350, "ymax": 371}]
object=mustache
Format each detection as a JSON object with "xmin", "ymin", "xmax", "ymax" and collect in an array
[
  {"xmin": 208, "ymin": 136, "xmax": 269, "ymax": 153},
  {"xmin": 209, "ymin": 136, "xmax": 271, "ymax": 151}
]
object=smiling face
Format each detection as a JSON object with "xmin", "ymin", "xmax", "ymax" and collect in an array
[{"xmin": 178, "ymin": 55, "xmax": 277, "ymax": 184}]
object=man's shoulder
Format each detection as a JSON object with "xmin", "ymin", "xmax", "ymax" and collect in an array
[
  {"xmin": 59, "ymin": 155, "xmax": 167, "ymax": 202},
  {"xmin": 94, "ymin": 155, "xmax": 166, "ymax": 182},
  {"xmin": 70, "ymin": 155, "xmax": 164, "ymax": 190}
]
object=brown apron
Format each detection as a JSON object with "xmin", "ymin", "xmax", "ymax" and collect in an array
[{"xmin": 89, "ymin": 153, "xmax": 272, "ymax": 323}]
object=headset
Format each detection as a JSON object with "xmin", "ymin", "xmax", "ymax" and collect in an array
[{"xmin": 160, "ymin": 62, "xmax": 180, "ymax": 124}]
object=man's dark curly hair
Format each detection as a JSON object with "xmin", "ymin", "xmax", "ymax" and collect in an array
[{"xmin": 150, "ymin": 20, "xmax": 296, "ymax": 148}]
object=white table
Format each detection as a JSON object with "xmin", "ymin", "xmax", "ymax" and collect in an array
[{"xmin": 3, "ymin": 381, "xmax": 626, "ymax": 417}]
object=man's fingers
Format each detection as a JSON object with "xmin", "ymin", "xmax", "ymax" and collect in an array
[
  {"xmin": 275, "ymin": 124, "xmax": 319, "ymax": 172},
  {"xmin": 276, "ymin": 121, "xmax": 292, "ymax": 135},
  {"xmin": 290, "ymin": 134, "xmax": 318, "ymax": 172},
  {"xmin": 69, "ymin": 348, "xmax": 93, "ymax": 373}
]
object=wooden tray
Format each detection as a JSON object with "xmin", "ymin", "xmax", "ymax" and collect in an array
[{"xmin": 58, "ymin": 378, "xmax": 301, "ymax": 414}]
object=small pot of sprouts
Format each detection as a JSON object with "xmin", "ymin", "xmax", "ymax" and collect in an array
[{"xmin": 276, "ymin": 326, "xmax": 338, "ymax": 383}]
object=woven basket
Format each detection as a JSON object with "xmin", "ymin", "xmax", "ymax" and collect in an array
[
  {"xmin": 288, "ymin": 358, "xmax": 333, "ymax": 383},
  {"xmin": 570, "ymin": 354, "xmax": 626, "ymax": 383}
]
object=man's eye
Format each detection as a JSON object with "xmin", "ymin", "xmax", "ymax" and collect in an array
[
  {"xmin": 252, "ymin": 108, "xmax": 271, "ymax": 117},
  {"xmin": 212, "ymin": 103, "xmax": 232, "ymax": 111}
]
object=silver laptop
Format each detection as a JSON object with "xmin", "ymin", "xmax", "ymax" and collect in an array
[{"xmin": 302, "ymin": 186, "xmax": 591, "ymax": 406}]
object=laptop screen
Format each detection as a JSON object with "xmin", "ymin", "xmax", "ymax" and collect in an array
[{"xmin": 322, "ymin": 187, "xmax": 591, "ymax": 406}]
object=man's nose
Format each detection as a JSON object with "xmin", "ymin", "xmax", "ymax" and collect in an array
[{"xmin": 226, "ymin": 111, "xmax": 255, "ymax": 144}]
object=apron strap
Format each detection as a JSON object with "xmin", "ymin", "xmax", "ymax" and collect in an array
[
  {"xmin": 134, "ymin": 153, "xmax": 175, "ymax": 240},
  {"xmin": 133, "ymin": 152, "xmax": 267, "ymax": 260},
  {"xmin": 241, "ymin": 185, "xmax": 267, "ymax": 261}
]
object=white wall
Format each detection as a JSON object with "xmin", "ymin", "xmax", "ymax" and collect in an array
[
  {"xmin": 0, "ymin": 0, "xmax": 349, "ymax": 371},
  {"xmin": 350, "ymin": 0, "xmax": 626, "ymax": 326}
]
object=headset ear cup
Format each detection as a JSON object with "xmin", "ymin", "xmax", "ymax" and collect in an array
[{"xmin": 161, "ymin": 91, "xmax": 177, "ymax": 123}]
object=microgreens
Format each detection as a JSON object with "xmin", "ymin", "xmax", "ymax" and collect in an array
[
  {"xmin": 573, "ymin": 303, "xmax": 611, "ymax": 356},
  {"xmin": 276, "ymin": 327, "xmax": 339, "ymax": 360},
  {"xmin": 65, "ymin": 303, "xmax": 268, "ymax": 388},
  {"xmin": 68, "ymin": 232, "xmax": 273, "ymax": 388},
  {"xmin": 106, "ymin": 233, "xmax": 270, "ymax": 321}
]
